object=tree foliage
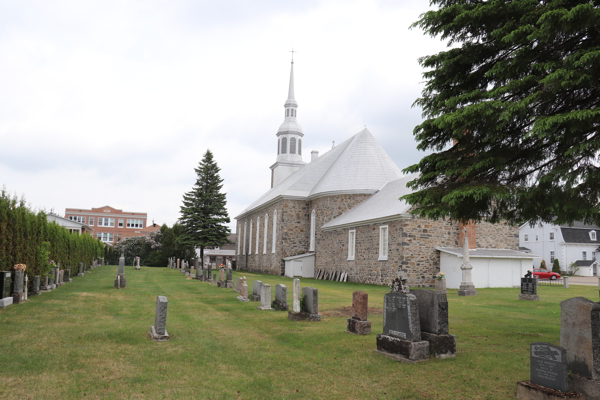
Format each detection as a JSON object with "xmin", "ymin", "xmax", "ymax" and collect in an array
[
  {"xmin": 180, "ymin": 150, "xmax": 231, "ymax": 263},
  {"xmin": 552, "ymin": 258, "xmax": 561, "ymax": 273},
  {"xmin": 403, "ymin": 0, "xmax": 600, "ymax": 226}
]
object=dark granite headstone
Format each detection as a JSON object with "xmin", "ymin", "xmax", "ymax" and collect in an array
[
  {"xmin": 208, "ymin": 265, "xmax": 212, "ymax": 280},
  {"xmin": 531, "ymin": 342, "xmax": 569, "ymax": 392},
  {"xmin": 11, "ymin": 270, "xmax": 24, "ymax": 294},
  {"xmin": 410, "ymin": 289, "xmax": 449, "ymax": 335},
  {"xmin": 383, "ymin": 292, "xmax": 421, "ymax": 341},
  {"xmin": 521, "ymin": 278, "xmax": 537, "ymax": 295},
  {"xmin": 1, "ymin": 271, "xmax": 12, "ymax": 298},
  {"xmin": 227, "ymin": 268, "xmax": 232, "ymax": 281},
  {"xmin": 31, "ymin": 275, "xmax": 40, "ymax": 296}
]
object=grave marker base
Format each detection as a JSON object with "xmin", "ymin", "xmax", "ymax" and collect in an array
[
  {"xmin": 458, "ymin": 284, "xmax": 476, "ymax": 296},
  {"xmin": 376, "ymin": 334, "xmax": 430, "ymax": 362},
  {"xmin": 77, "ymin": 273, "xmax": 84, "ymax": 277},
  {"xmin": 421, "ymin": 331, "xmax": 456, "ymax": 358},
  {"xmin": 0, "ymin": 297, "xmax": 13, "ymax": 308},
  {"xmin": 519, "ymin": 294, "xmax": 540, "ymax": 301},
  {"xmin": 236, "ymin": 296, "xmax": 249, "ymax": 302},
  {"xmin": 184, "ymin": 272, "xmax": 190, "ymax": 276},
  {"xmin": 12, "ymin": 292, "xmax": 25, "ymax": 304},
  {"xmin": 114, "ymin": 274, "xmax": 127, "ymax": 289},
  {"xmin": 50, "ymin": 284, "xmax": 56, "ymax": 290},
  {"xmin": 287, "ymin": 311, "xmax": 321, "ymax": 322},
  {"xmin": 257, "ymin": 305, "xmax": 274, "ymax": 311},
  {"xmin": 149, "ymin": 325, "xmax": 170, "ymax": 341},
  {"xmin": 568, "ymin": 374, "xmax": 600, "ymax": 399},
  {"xmin": 251, "ymin": 295, "xmax": 261, "ymax": 302},
  {"xmin": 516, "ymin": 381, "xmax": 583, "ymax": 400},
  {"xmin": 272, "ymin": 300, "xmax": 288, "ymax": 311},
  {"xmin": 226, "ymin": 281, "xmax": 233, "ymax": 289},
  {"xmin": 347, "ymin": 318, "xmax": 371, "ymax": 335}
]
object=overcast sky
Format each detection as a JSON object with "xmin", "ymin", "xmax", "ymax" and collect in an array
[{"xmin": 0, "ymin": 0, "xmax": 447, "ymax": 231}]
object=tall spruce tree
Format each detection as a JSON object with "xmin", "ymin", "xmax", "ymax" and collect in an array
[
  {"xmin": 403, "ymin": 0, "xmax": 600, "ymax": 226},
  {"xmin": 180, "ymin": 150, "xmax": 231, "ymax": 266}
]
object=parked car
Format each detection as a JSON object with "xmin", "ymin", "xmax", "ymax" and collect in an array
[{"xmin": 532, "ymin": 268, "xmax": 561, "ymax": 280}]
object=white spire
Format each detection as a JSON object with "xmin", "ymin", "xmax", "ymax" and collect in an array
[{"xmin": 285, "ymin": 61, "xmax": 297, "ymax": 107}]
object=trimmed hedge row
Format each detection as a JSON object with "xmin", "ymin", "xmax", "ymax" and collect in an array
[{"xmin": 0, "ymin": 188, "xmax": 104, "ymax": 279}]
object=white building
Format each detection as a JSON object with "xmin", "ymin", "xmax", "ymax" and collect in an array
[
  {"xmin": 47, "ymin": 213, "xmax": 92, "ymax": 235},
  {"xmin": 519, "ymin": 221, "xmax": 600, "ymax": 276}
]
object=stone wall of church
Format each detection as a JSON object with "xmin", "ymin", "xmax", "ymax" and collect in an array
[
  {"xmin": 476, "ymin": 220, "xmax": 519, "ymax": 249},
  {"xmin": 311, "ymin": 193, "xmax": 372, "ymax": 247},
  {"xmin": 280, "ymin": 199, "xmax": 310, "ymax": 259}
]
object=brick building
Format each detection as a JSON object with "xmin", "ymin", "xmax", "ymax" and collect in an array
[
  {"xmin": 64, "ymin": 206, "xmax": 151, "ymax": 244},
  {"xmin": 235, "ymin": 61, "xmax": 528, "ymax": 288}
]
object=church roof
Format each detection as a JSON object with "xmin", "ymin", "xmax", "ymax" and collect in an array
[
  {"xmin": 321, "ymin": 174, "xmax": 417, "ymax": 230},
  {"xmin": 236, "ymin": 128, "xmax": 404, "ymax": 218}
]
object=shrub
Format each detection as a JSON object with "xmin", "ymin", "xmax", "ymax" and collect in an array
[
  {"xmin": 552, "ymin": 259, "xmax": 560, "ymax": 273},
  {"xmin": 540, "ymin": 259, "xmax": 547, "ymax": 270}
]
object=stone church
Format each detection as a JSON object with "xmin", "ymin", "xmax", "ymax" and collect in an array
[{"xmin": 235, "ymin": 61, "xmax": 526, "ymax": 287}]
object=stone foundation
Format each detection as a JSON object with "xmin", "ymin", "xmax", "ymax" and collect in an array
[
  {"xmin": 0, "ymin": 297, "xmax": 13, "ymax": 308},
  {"xmin": 12, "ymin": 292, "xmax": 25, "ymax": 304},
  {"xmin": 516, "ymin": 381, "xmax": 583, "ymax": 400},
  {"xmin": 568, "ymin": 374, "xmax": 600, "ymax": 399},
  {"xmin": 149, "ymin": 325, "xmax": 169, "ymax": 341},
  {"xmin": 376, "ymin": 334, "xmax": 429, "ymax": 362},
  {"xmin": 458, "ymin": 284, "xmax": 476, "ymax": 296},
  {"xmin": 519, "ymin": 294, "xmax": 540, "ymax": 301},
  {"xmin": 421, "ymin": 331, "xmax": 456, "ymax": 358},
  {"xmin": 288, "ymin": 311, "xmax": 321, "ymax": 322},
  {"xmin": 272, "ymin": 300, "xmax": 288, "ymax": 311},
  {"xmin": 251, "ymin": 294, "xmax": 260, "ymax": 302},
  {"xmin": 347, "ymin": 318, "xmax": 371, "ymax": 335}
]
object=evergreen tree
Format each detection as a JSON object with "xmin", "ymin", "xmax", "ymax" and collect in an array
[
  {"xmin": 403, "ymin": 0, "xmax": 600, "ymax": 226},
  {"xmin": 179, "ymin": 150, "xmax": 231, "ymax": 266},
  {"xmin": 552, "ymin": 258, "xmax": 561, "ymax": 273}
]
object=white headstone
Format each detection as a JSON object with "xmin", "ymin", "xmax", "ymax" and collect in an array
[{"xmin": 292, "ymin": 278, "xmax": 300, "ymax": 313}]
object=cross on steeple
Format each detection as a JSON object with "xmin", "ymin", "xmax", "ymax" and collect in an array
[{"xmin": 289, "ymin": 48, "xmax": 296, "ymax": 63}]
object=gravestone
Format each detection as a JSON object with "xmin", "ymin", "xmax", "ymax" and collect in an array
[
  {"xmin": 289, "ymin": 286, "xmax": 321, "ymax": 321},
  {"xmin": 234, "ymin": 277, "xmax": 242, "ymax": 292},
  {"xmin": 226, "ymin": 268, "xmax": 233, "ymax": 288},
  {"xmin": 77, "ymin": 262, "xmax": 84, "ymax": 277},
  {"xmin": 195, "ymin": 259, "xmax": 201, "ymax": 279},
  {"xmin": 24, "ymin": 275, "xmax": 28, "ymax": 300},
  {"xmin": 115, "ymin": 256, "xmax": 127, "ymax": 289},
  {"xmin": 347, "ymin": 291, "xmax": 371, "ymax": 335},
  {"xmin": 219, "ymin": 268, "xmax": 225, "ymax": 284},
  {"xmin": 135, "ymin": 256, "xmax": 141, "ymax": 270},
  {"xmin": 149, "ymin": 296, "xmax": 169, "ymax": 341},
  {"xmin": 272, "ymin": 284, "xmax": 288, "ymax": 311},
  {"xmin": 252, "ymin": 280, "xmax": 262, "ymax": 302},
  {"xmin": 40, "ymin": 276, "xmax": 49, "ymax": 291},
  {"xmin": 520, "ymin": 274, "xmax": 539, "ymax": 301},
  {"xmin": 12, "ymin": 268, "xmax": 25, "ymax": 304},
  {"xmin": 376, "ymin": 283, "xmax": 430, "ymax": 362},
  {"xmin": 293, "ymin": 279, "xmax": 300, "ymax": 312},
  {"xmin": 208, "ymin": 265, "xmax": 213, "ymax": 281},
  {"xmin": 1, "ymin": 271, "xmax": 12, "ymax": 299},
  {"xmin": 560, "ymin": 297, "xmax": 600, "ymax": 397},
  {"xmin": 59, "ymin": 270, "xmax": 64, "ymax": 286},
  {"xmin": 237, "ymin": 279, "xmax": 249, "ymax": 302},
  {"xmin": 31, "ymin": 276, "xmax": 40, "ymax": 296},
  {"xmin": 531, "ymin": 342, "xmax": 569, "ymax": 392},
  {"xmin": 65, "ymin": 268, "xmax": 72, "ymax": 283},
  {"xmin": 203, "ymin": 269, "xmax": 208, "ymax": 281},
  {"xmin": 411, "ymin": 288, "xmax": 456, "ymax": 358},
  {"xmin": 258, "ymin": 284, "xmax": 273, "ymax": 310}
]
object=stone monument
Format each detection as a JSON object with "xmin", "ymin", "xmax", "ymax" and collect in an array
[
  {"xmin": 0, "ymin": 271, "xmax": 13, "ymax": 307},
  {"xmin": 11, "ymin": 264, "xmax": 26, "ymax": 304},
  {"xmin": 135, "ymin": 256, "xmax": 141, "ymax": 270},
  {"xmin": 410, "ymin": 288, "xmax": 456, "ymax": 358},
  {"xmin": 115, "ymin": 252, "xmax": 127, "ymax": 289},
  {"xmin": 149, "ymin": 295, "xmax": 169, "ymax": 341},
  {"xmin": 31, "ymin": 275, "xmax": 40, "ymax": 296},
  {"xmin": 257, "ymin": 284, "xmax": 273, "ymax": 310},
  {"xmin": 288, "ymin": 285, "xmax": 321, "ymax": 321},
  {"xmin": 347, "ymin": 291, "xmax": 371, "ymax": 335},
  {"xmin": 458, "ymin": 228, "xmax": 476, "ymax": 296},
  {"xmin": 237, "ymin": 277, "xmax": 249, "ymax": 302},
  {"xmin": 48, "ymin": 268, "xmax": 56, "ymax": 290},
  {"xmin": 195, "ymin": 259, "xmax": 201, "ymax": 279},
  {"xmin": 252, "ymin": 280, "xmax": 262, "ymax": 302},
  {"xmin": 560, "ymin": 297, "xmax": 600, "ymax": 398},
  {"xmin": 234, "ymin": 277, "xmax": 242, "ymax": 292},
  {"xmin": 77, "ymin": 262, "xmax": 84, "ymax": 277},
  {"xmin": 376, "ymin": 275, "xmax": 430, "ymax": 362},
  {"xmin": 272, "ymin": 284, "xmax": 288, "ymax": 311},
  {"xmin": 208, "ymin": 265, "xmax": 213, "ymax": 281},
  {"xmin": 226, "ymin": 268, "xmax": 233, "ymax": 289},
  {"xmin": 520, "ymin": 270, "xmax": 539, "ymax": 301},
  {"xmin": 65, "ymin": 268, "xmax": 72, "ymax": 283}
]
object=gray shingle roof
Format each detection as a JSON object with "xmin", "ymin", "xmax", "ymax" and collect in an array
[
  {"xmin": 437, "ymin": 248, "xmax": 539, "ymax": 259},
  {"xmin": 236, "ymin": 129, "xmax": 404, "ymax": 218},
  {"xmin": 574, "ymin": 260, "xmax": 596, "ymax": 267},
  {"xmin": 559, "ymin": 226, "xmax": 600, "ymax": 244}
]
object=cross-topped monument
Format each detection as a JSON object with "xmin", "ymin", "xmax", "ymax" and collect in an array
[
  {"xmin": 289, "ymin": 48, "xmax": 296, "ymax": 62},
  {"xmin": 458, "ymin": 227, "xmax": 476, "ymax": 296}
]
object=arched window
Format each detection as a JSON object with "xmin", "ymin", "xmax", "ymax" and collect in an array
[
  {"xmin": 290, "ymin": 137, "xmax": 296, "ymax": 154},
  {"xmin": 281, "ymin": 137, "xmax": 287, "ymax": 154},
  {"xmin": 286, "ymin": 109, "xmax": 289, "ymax": 117},
  {"xmin": 277, "ymin": 139, "xmax": 280, "ymax": 155},
  {"xmin": 237, "ymin": 224, "xmax": 241, "ymax": 255},
  {"xmin": 272, "ymin": 210, "xmax": 277, "ymax": 253},
  {"xmin": 309, "ymin": 210, "xmax": 316, "ymax": 251},
  {"xmin": 243, "ymin": 222, "xmax": 247, "ymax": 255},
  {"xmin": 249, "ymin": 220, "xmax": 253, "ymax": 255},
  {"xmin": 256, "ymin": 217, "xmax": 260, "ymax": 254},
  {"xmin": 298, "ymin": 139, "xmax": 302, "ymax": 155},
  {"xmin": 263, "ymin": 214, "xmax": 268, "ymax": 254}
]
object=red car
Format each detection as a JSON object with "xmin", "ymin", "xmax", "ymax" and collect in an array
[{"xmin": 533, "ymin": 268, "xmax": 561, "ymax": 280}]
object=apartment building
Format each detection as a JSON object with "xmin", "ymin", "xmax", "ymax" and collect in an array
[{"xmin": 64, "ymin": 205, "xmax": 149, "ymax": 244}]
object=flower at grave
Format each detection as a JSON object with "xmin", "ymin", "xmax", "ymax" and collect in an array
[
  {"xmin": 49, "ymin": 260, "xmax": 57, "ymax": 268},
  {"xmin": 13, "ymin": 263, "xmax": 27, "ymax": 271},
  {"xmin": 435, "ymin": 272, "xmax": 445, "ymax": 281}
]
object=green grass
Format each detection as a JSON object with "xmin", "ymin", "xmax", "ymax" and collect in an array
[{"xmin": 0, "ymin": 266, "xmax": 596, "ymax": 400}]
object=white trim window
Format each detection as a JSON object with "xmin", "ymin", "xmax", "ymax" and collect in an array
[
  {"xmin": 263, "ymin": 214, "xmax": 268, "ymax": 254},
  {"xmin": 272, "ymin": 210, "xmax": 277, "ymax": 253},
  {"xmin": 583, "ymin": 251, "xmax": 587, "ymax": 260},
  {"xmin": 118, "ymin": 218, "xmax": 124, "ymax": 228},
  {"xmin": 591, "ymin": 231, "xmax": 597, "ymax": 241},
  {"xmin": 88, "ymin": 217, "xmax": 94, "ymax": 226},
  {"xmin": 309, "ymin": 210, "xmax": 316, "ymax": 252},
  {"xmin": 127, "ymin": 219, "xmax": 143, "ymax": 228},
  {"xmin": 256, "ymin": 217, "xmax": 260, "ymax": 254},
  {"xmin": 549, "ymin": 232, "xmax": 554, "ymax": 240},
  {"xmin": 249, "ymin": 220, "xmax": 253, "ymax": 255},
  {"xmin": 69, "ymin": 216, "xmax": 85, "ymax": 223},
  {"xmin": 550, "ymin": 251, "xmax": 555, "ymax": 263},
  {"xmin": 237, "ymin": 224, "xmax": 241, "ymax": 255},
  {"xmin": 348, "ymin": 229, "xmax": 356, "ymax": 260},
  {"xmin": 243, "ymin": 222, "xmax": 247, "ymax": 255},
  {"xmin": 379, "ymin": 226, "xmax": 389, "ymax": 261},
  {"xmin": 98, "ymin": 217, "xmax": 115, "ymax": 227},
  {"xmin": 524, "ymin": 234, "xmax": 529, "ymax": 242},
  {"xmin": 97, "ymin": 232, "xmax": 113, "ymax": 242}
]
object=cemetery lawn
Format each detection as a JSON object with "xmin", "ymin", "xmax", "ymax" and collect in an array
[{"xmin": 0, "ymin": 266, "xmax": 595, "ymax": 400}]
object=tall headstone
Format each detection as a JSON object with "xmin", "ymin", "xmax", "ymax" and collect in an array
[
  {"xmin": 237, "ymin": 281, "xmax": 249, "ymax": 302},
  {"xmin": 194, "ymin": 259, "xmax": 201, "ymax": 279},
  {"xmin": 219, "ymin": 268, "xmax": 225, "ymax": 283},
  {"xmin": 65, "ymin": 268, "xmax": 72, "ymax": 283},
  {"xmin": 24, "ymin": 275, "xmax": 28, "ymax": 301},
  {"xmin": 177, "ymin": 258, "xmax": 180, "ymax": 269},
  {"xmin": 458, "ymin": 228, "xmax": 476, "ymax": 296},
  {"xmin": 55, "ymin": 265, "xmax": 61, "ymax": 287},
  {"xmin": 376, "ymin": 278, "xmax": 430, "ymax": 362},
  {"xmin": 208, "ymin": 265, "xmax": 213, "ymax": 281},
  {"xmin": 519, "ymin": 271, "xmax": 539, "ymax": 301},
  {"xmin": 292, "ymin": 279, "xmax": 300, "ymax": 312},
  {"xmin": 226, "ymin": 268, "xmax": 233, "ymax": 288},
  {"xmin": 31, "ymin": 275, "xmax": 40, "ymax": 296},
  {"xmin": 115, "ymin": 255, "xmax": 127, "ymax": 289},
  {"xmin": 258, "ymin": 284, "xmax": 273, "ymax": 310},
  {"xmin": 149, "ymin": 296, "xmax": 169, "ymax": 341},
  {"xmin": 252, "ymin": 280, "xmax": 262, "ymax": 302},
  {"xmin": 272, "ymin": 284, "xmax": 288, "ymax": 311},
  {"xmin": 234, "ymin": 277, "xmax": 242, "ymax": 292},
  {"xmin": 411, "ymin": 288, "xmax": 456, "ymax": 358},
  {"xmin": 560, "ymin": 297, "xmax": 600, "ymax": 397},
  {"xmin": 135, "ymin": 256, "xmax": 141, "ymax": 270},
  {"xmin": 289, "ymin": 286, "xmax": 321, "ymax": 321},
  {"xmin": 12, "ymin": 265, "xmax": 26, "ymax": 304},
  {"xmin": 49, "ymin": 268, "xmax": 56, "ymax": 290},
  {"xmin": 347, "ymin": 291, "xmax": 371, "ymax": 335},
  {"xmin": 77, "ymin": 262, "xmax": 84, "ymax": 277},
  {"xmin": 0, "ymin": 272, "xmax": 13, "ymax": 308}
]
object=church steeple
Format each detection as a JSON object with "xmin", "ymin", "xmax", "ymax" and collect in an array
[{"xmin": 270, "ymin": 56, "xmax": 306, "ymax": 188}]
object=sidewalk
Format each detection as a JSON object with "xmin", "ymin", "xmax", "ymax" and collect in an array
[{"xmin": 567, "ymin": 276, "xmax": 600, "ymax": 286}]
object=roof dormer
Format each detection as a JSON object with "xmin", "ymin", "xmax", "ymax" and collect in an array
[{"xmin": 590, "ymin": 230, "xmax": 597, "ymax": 241}]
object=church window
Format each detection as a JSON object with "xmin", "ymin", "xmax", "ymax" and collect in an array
[
  {"xmin": 249, "ymin": 220, "xmax": 253, "ymax": 255},
  {"xmin": 281, "ymin": 137, "xmax": 287, "ymax": 154},
  {"xmin": 348, "ymin": 230, "xmax": 356, "ymax": 260},
  {"xmin": 237, "ymin": 224, "xmax": 241, "ymax": 255},
  {"xmin": 243, "ymin": 222, "xmax": 247, "ymax": 255},
  {"xmin": 264, "ymin": 214, "xmax": 268, "ymax": 254},
  {"xmin": 591, "ymin": 231, "xmax": 597, "ymax": 241},
  {"xmin": 379, "ymin": 226, "xmax": 388, "ymax": 261},
  {"xmin": 298, "ymin": 139, "xmax": 302, "ymax": 155},
  {"xmin": 290, "ymin": 138, "xmax": 296, "ymax": 154},
  {"xmin": 286, "ymin": 109, "xmax": 289, "ymax": 117},
  {"xmin": 272, "ymin": 210, "xmax": 277, "ymax": 253},
  {"xmin": 277, "ymin": 139, "xmax": 280, "ymax": 155},
  {"xmin": 309, "ymin": 210, "xmax": 316, "ymax": 252},
  {"xmin": 292, "ymin": 109, "xmax": 295, "ymax": 117},
  {"xmin": 256, "ymin": 217, "xmax": 260, "ymax": 254}
]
